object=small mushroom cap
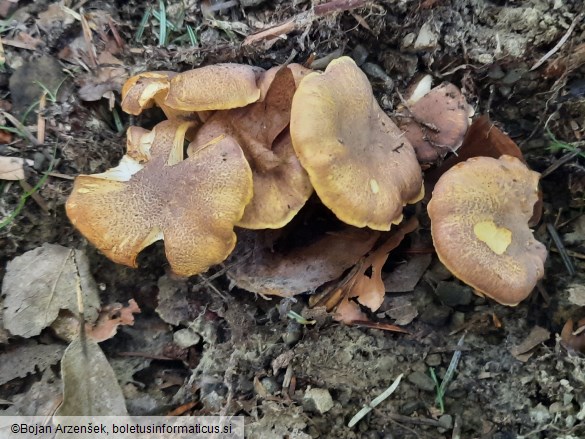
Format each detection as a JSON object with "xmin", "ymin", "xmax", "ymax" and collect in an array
[
  {"xmin": 428, "ymin": 155, "xmax": 547, "ymax": 306},
  {"xmin": 121, "ymin": 71, "xmax": 179, "ymax": 118},
  {"xmin": 66, "ymin": 120, "xmax": 253, "ymax": 276},
  {"xmin": 164, "ymin": 63, "xmax": 264, "ymax": 111},
  {"xmin": 397, "ymin": 77, "xmax": 474, "ymax": 163},
  {"xmin": 290, "ymin": 56, "xmax": 423, "ymax": 231},
  {"xmin": 188, "ymin": 65, "xmax": 313, "ymax": 229}
]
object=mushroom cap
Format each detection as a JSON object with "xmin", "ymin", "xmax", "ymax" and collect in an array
[
  {"xmin": 164, "ymin": 63, "xmax": 264, "ymax": 111},
  {"xmin": 290, "ymin": 56, "xmax": 423, "ymax": 231},
  {"xmin": 427, "ymin": 155, "xmax": 547, "ymax": 306},
  {"xmin": 66, "ymin": 120, "xmax": 253, "ymax": 276},
  {"xmin": 188, "ymin": 65, "xmax": 313, "ymax": 229},
  {"xmin": 397, "ymin": 77, "xmax": 474, "ymax": 163},
  {"xmin": 121, "ymin": 71, "xmax": 191, "ymax": 120}
]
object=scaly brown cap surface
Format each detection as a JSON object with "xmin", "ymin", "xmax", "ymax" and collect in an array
[
  {"xmin": 428, "ymin": 155, "xmax": 547, "ymax": 306},
  {"xmin": 66, "ymin": 120, "xmax": 253, "ymax": 276},
  {"xmin": 188, "ymin": 65, "xmax": 313, "ymax": 229},
  {"xmin": 164, "ymin": 63, "xmax": 264, "ymax": 111},
  {"xmin": 290, "ymin": 56, "xmax": 423, "ymax": 230}
]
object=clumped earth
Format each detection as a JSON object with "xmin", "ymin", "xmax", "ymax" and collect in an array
[{"xmin": 1, "ymin": 0, "xmax": 585, "ymax": 438}]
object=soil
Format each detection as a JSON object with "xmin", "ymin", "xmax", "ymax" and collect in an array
[{"xmin": 1, "ymin": 0, "xmax": 585, "ymax": 438}]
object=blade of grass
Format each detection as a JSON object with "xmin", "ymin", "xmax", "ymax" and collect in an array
[
  {"xmin": 158, "ymin": 0, "xmax": 167, "ymax": 46},
  {"xmin": 186, "ymin": 25, "xmax": 198, "ymax": 46},
  {"xmin": 0, "ymin": 148, "xmax": 56, "ymax": 230},
  {"xmin": 135, "ymin": 7, "xmax": 151, "ymax": 43}
]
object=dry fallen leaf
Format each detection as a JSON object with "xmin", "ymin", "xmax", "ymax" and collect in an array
[
  {"xmin": 561, "ymin": 318, "xmax": 585, "ymax": 353},
  {"xmin": 567, "ymin": 284, "xmax": 585, "ymax": 306},
  {"xmin": 509, "ymin": 326, "xmax": 551, "ymax": 362},
  {"xmin": 310, "ymin": 217, "xmax": 418, "ymax": 325},
  {"xmin": 0, "ymin": 156, "xmax": 33, "ymax": 181},
  {"xmin": 54, "ymin": 336, "xmax": 128, "ymax": 417},
  {"xmin": 87, "ymin": 299, "xmax": 141, "ymax": 342},
  {"xmin": 384, "ymin": 295, "xmax": 419, "ymax": 326},
  {"xmin": 1, "ymin": 244, "xmax": 100, "ymax": 337},
  {"xmin": 228, "ymin": 227, "xmax": 379, "ymax": 297},
  {"xmin": 383, "ymin": 253, "xmax": 432, "ymax": 293},
  {"xmin": 0, "ymin": 342, "xmax": 65, "ymax": 386}
]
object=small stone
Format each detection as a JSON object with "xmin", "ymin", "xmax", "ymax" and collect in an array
[
  {"xmin": 400, "ymin": 400, "xmax": 423, "ymax": 415},
  {"xmin": 420, "ymin": 304, "xmax": 452, "ymax": 326},
  {"xmin": 451, "ymin": 311, "xmax": 465, "ymax": 328},
  {"xmin": 425, "ymin": 353, "xmax": 442, "ymax": 367},
  {"xmin": 435, "ymin": 281, "xmax": 473, "ymax": 307},
  {"xmin": 407, "ymin": 371, "xmax": 436, "ymax": 392},
  {"xmin": 260, "ymin": 376, "xmax": 279, "ymax": 395},
  {"xmin": 303, "ymin": 388, "xmax": 334, "ymax": 414},
  {"xmin": 350, "ymin": 44, "xmax": 369, "ymax": 66},
  {"xmin": 414, "ymin": 21, "xmax": 439, "ymax": 51},
  {"xmin": 33, "ymin": 152, "xmax": 46, "ymax": 171},
  {"xmin": 438, "ymin": 414, "xmax": 453, "ymax": 429},
  {"xmin": 501, "ymin": 67, "xmax": 527, "ymax": 85},
  {"xmin": 173, "ymin": 328, "xmax": 201, "ymax": 348},
  {"xmin": 361, "ymin": 63, "xmax": 394, "ymax": 91}
]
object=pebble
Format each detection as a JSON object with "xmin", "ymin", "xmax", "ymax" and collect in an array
[
  {"xmin": 260, "ymin": 376, "xmax": 279, "ymax": 395},
  {"xmin": 33, "ymin": 152, "xmax": 46, "ymax": 171},
  {"xmin": 420, "ymin": 304, "xmax": 452, "ymax": 326},
  {"xmin": 173, "ymin": 328, "xmax": 201, "ymax": 348},
  {"xmin": 438, "ymin": 414, "xmax": 453, "ymax": 429},
  {"xmin": 303, "ymin": 388, "xmax": 334, "ymax": 414},
  {"xmin": 361, "ymin": 62, "xmax": 394, "ymax": 91},
  {"xmin": 425, "ymin": 353, "xmax": 442, "ymax": 367},
  {"xmin": 400, "ymin": 400, "xmax": 423, "ymax": 415},
  {"xmin": 434, "ymin": 281, "xmax": 473, "ymax": 307},
  {"xmin": 407, "ymin": 371, "xmax": 436, "ymax": 392},
  {"xmin": 414, "ymin": 21, "xmax": 439, "ymax": 51},
  {"xmin": 350, "ymin": 44, "xmax": 369, "ymax": 66}
]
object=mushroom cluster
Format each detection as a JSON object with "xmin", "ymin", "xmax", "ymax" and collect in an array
[
  {"xmin": 66, "ymin": 57, "xmax": 423, "ymax": 277},
  {"xmin": 67, "ymin": 56, "xmax": 547, "ymax": 308}
]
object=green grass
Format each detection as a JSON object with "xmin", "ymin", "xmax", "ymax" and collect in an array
[
  {"xmin": 0, "ymin": 149, "xmax": 56, "ymax": 231},
  {"xmin": 135, "ymin": 1, "xmax": 199, "ymax": 47},
  {"xmin": 547, "ymin": 128, "xmax": 585, "ymax": 159}
]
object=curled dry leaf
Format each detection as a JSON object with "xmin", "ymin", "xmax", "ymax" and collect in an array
[
  {"xmin": 561, "ymin": 318, "xmax": 585, "ymax": 353},
  {"xmin": 1, "ymin": 244, "xmax": 100, "ymax": 338},
  {"xmin": 310, "ymin": 217, "xmax": 419, "ymax": 325},
  {"xmin": 228, "ymin": 227, "xmax": 379, "ymax": 297},
  {"xmin": 87, "ymin": 299, "xmax": 141, "ymax": 342},
  {"xmin": 509, "ymin": 326, "xmax": 550, "ymax": 362}
]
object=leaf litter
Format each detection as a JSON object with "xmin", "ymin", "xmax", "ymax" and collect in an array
[{"xmin": 1, "ymin": 243, "xmax": 100, "ymax": 338}]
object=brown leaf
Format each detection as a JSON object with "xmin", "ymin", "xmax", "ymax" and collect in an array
[
  {"xmin": 509, "ymin": 326, "xmax": 551, "ymax": 362},
  {"xmin": 561, "ymin": 318, "xmax": 585, "ymax": 353},
  {"xmin": 383, "ymin": 253, "xmax": 432, "ymax": 293},
  {"xmin": 317, "ymin": 217, "xmax": 418, "ymax": 324},
  {"xmin": 350, "ymin": 320, "xmax": 410, "ymax": 334},
  {"xmin": 87, "ymin": 299, "xmax": 141, "ymax": 342},
  {"xmin": 228, "ymin": 227, "xmax": 379, "ymax": 297}
]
